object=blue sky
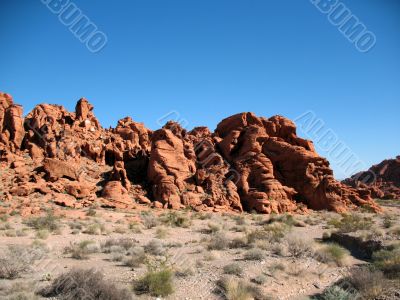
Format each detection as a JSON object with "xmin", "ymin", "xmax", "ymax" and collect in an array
[{"xmin": 0, "ymin": 0, "xmax": 399, "ymax": 179}]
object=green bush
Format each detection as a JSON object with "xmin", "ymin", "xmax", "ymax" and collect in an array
[
  {"xmin": 315, "ymin": 243, "xmax": 349, "ymax": 266},
  {"xmin": 223, "ymin": 263, "xmax": 243, "ymax": 276},
  {"xmin": 372, "ymin": 245, "xmax": 400, "ymax": 278},
  {"xmin": 318, "ymin": 286, "xmax": 352, "ymax": 300},
  {"xmin": 328, "ymin": 213, "xmax": 373, "ymax": 233},
  {"xmin": 134, "ymin": 267, "xmax": 174, "ymax": 297},
  {"xmin": 25, "ymin": 211, "xmax": 60, "ymax": 232}
]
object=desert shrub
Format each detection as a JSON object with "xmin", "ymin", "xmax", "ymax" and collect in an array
[
  {"xmin": 133, "ymin": 265, "xmax": 174, "ymax": 297},
  {"xmin": 155, "ymin": 226, "xmax": 168, "ymax": 239},
  {"xmin": 216, "ymin": 276, "xmax": 263, "ymax": 300},
  {"xmin": 64, "ymin": 240, "xmax": 99, "ymax": 260},
  {"xmin": 0, "ymin": 214, "xmax": 9, "ymax": 222},
  {"xmin": 86, "ymin": 207, "xmax": 97, "ymax": 216},
  {"xmin": 207, "ymin": 232, "xmax": 229, "ymax": 250},
  {"xmin": 124, "ymin": 246, "xmax": 146, "ymax": 268},
  {"xmin": 35, "ymin": 229, "xmax": 49, "ymax": 239},
  {"xmin": 0, "ymin": 281, "xmax": 40, "ymax": 300},
  {"xmin": 141, "ymin": 212, "xmax": 158, "ymax": 229},
  {"xmin": 175, "ymin": 266, "xmax": 195, "ymax": 277},
  {"xmin": 382, "ymin": 213, "xmax": 394, "ymax": 228},
  {"xmin": 268, "ymin": 262, "xmax": 286, "ymax": 273},
  {"xmin": 0, "ymin": 222, "xmax": 12, "ymax": 230},
  {"xmin": 251, "ymin": 274, "xmax": 267, "ymax": 285},
  {"xmin": 101, "ymin": 238, "xmax": 136, "ymax": 253},
  {"xmin": 0, "ymin": 245, "xmax": 44, "ymax": 279},
  {"xmin": 229, "ymin": 236, "xmax": 249, "ymax": 249},
  {"xmin": 83, "ymin": 221, "xmax": 106, "ymax": 235},
  {"xmin": 389, "ymin": 226, "xmax": 400, "ymax": 237},
  {"xmin": 315, "ymin": 243, "xmax": 349, "ymax": 266},
  {"xmin": 25, "ymin": 211, "xmax": 60, "ymax": 232},
  {"xmin": 318, "ymin": 286, "xmax": 352, "ymax": 300},
  {"xmin": 160, "ymin": 211, "xmax": 191, "ymax": 228},
  {"xmin": 347, "ymin": 267, "xmax": 386, "ymax": 299},
  {"xmin": 286, "ymin": 236, "xmax": 312, "ymax": 258},
  {"xmin": 40, "ymin": 268, "xmax": 132, "ymax": 300},
  {"xmin": 329, "ymin": 213, "xmax": 373, "ymax": 233},
  {"xmin": 268, "ymin": 243, "xmax": 285, "ymax": 256},
  {"xmin": 205, "ymin": 222, "xmax": 221, "ymax": 234},
  {"xmin": 4, "ymin": 230, "xmax": 16, "ymax": 237},
  {"xmin": 113, "ymin": 226, "xmax": 127, "ymax": 234},
  {"xmin": 247, "ymin": 223, "xmax": 290, "ymax": 244},
  {"xmin": 223, "ymin": 263, "xmax": 243, "ymax": 276},
  {"xmin": 232, "ymin": 215, "xmax": 247, "ymax": 226},
  {"xmin": 244, "ymin": 248, "xmax": 264, "ymax": 261},
  {"xmin": 372, "ymin": 245, "xmax": 400, "ymax": 278},
  {"xmin": 144, "ymin": 239, "xmax": 165, "ymax": 256}
]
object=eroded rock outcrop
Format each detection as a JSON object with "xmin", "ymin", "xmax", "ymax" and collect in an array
[
  {"xmin": 0, "ymin": 92, "xmax": 381, "ymax": 215},
  {"xmin": 344, "ymin": 156, "xmax": 400, "ymax": 200}
]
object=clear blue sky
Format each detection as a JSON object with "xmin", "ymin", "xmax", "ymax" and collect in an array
[{"xmin": 1, "ymin": 0, "xmax": 399, "ymax": 179}]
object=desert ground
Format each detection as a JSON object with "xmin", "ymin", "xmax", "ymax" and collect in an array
[{"xmin": 0, "ymin": 200, "xmax": 399, "ymax": 300}]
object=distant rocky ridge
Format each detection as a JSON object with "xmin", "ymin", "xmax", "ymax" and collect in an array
[
  {"xmin": 0, "ymin": 92, "xmax": 380, "ymax": 216},
  {"xmin": 343, "ymin": 156, "xmax": 400, "ymax": 200}
]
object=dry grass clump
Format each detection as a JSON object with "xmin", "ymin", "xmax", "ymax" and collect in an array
[
  {"xmin": 160, "ymin": 211, "xmax": 191, "ymax": 228},
  {"xmin": 0, "ymin": 245, "xmax": 45, "ymax": 279},
  {"xmin": 155, "ymin": 226, "xmax": 169, "ymax": 239},
  {"xmin": 83, "ymin": 220, "xmax": 106, "ymax": 235},
  {"xmin": 229, "ymin": 236, "xmax": 249, "ymax": 249},
  {"xmin": 0, "ymin": 281, "xmax": 40, "ymax": 300},
  {"xmin": 124, "ymin": 246, "xmax": 146, "ymax": 268},
  {"xmin": 101, "ymin": 237, "xmax": 136, "ymax": 253},
  {"xmin": 141, "ymin": 211, "xmax": 158, "ymax": 229},
  {"xmin": 216, "ymin": 276, "xmax": 263, "ymax": 300},
  {"xmin": 347, "ymin": 267, "xmax": 386, "ymax": 299},
  {"xmin": 223, "ymin": 263, "xmax": 243, "ymax": 276},
  {"xmin": 64, "ymin": 240, "xmax": 99, "ymax": 259},
  {"xmin": 286, "ymin": 236, "xmax": 313, "ymax": 258},
  {"xmin": 243, "ymin": 248, "xmax": 264, "ymax": 261},
  {"xmin": 144, "ymin": 239, "xmax": 166, "ymax": 256},
  {"xmin": 328, "ymin": 213, "xmax": 373, "ymax": 233},
  {"xmin": 207, "ymin": 232, "xmax": 230, "ymax": 250},
  {"xmin": 40, "ymin": 268, "xmax": 132, "ymax": 300},
  {"xmin": 315, "ymin": 243, "xmax": 349, "ymax": 266},
  {"xmin": 247, "ymin": 222, "xmax": 290, "ymax": 244}
]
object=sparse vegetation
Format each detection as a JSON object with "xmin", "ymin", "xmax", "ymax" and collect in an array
[
  {"xmin": 64, "ymin": 240, "xmax": 99, "ymax": 259},
  {"xmin": 133, "ymin": 264, "xmax": 174, "ymax": 297},
  {"xmin": 223, "ymin": 263, "xmax": 243, "ymax": 276},
  {"xmin": 315, "ymin": 243, "xmax": 349, "ymax": 266},
  {"xmin": 0, "ymin": 245, "xmax": 44, "ymax": 279},
  {"xmin": 244, "ymin": 248, "xmax": 264, "ymax": 261},
  {"xmin": 207, "ymin": 232, "xmax": 229, "ymax": 250},
  {"xmin": 144, "ymin": 239, "xmax": 165, "ymax": 256},
  {"xmin": 40, "ymin": 268, "xmax": 132, "ymax": 300},
  {"xmin": 317, "ymin": 286, "xmax": 352, "ymax": 300},
  {"xmin": 286, "ymin": 236, "xmax": 312, "ymax": 258},
  {"xmin": 347, "ymin": 267, "xmax": 386, "ymax": 299},
  {"xmin": 25, "ymin": 211, "xmax": 60, "ymax": 232},
  {"xmin": 328, "ymin": 213, "xmax": 373, "ymax": 233},
  {"xmin": 217, "ymin": 276, "xmax": 263, "ymax": 300},
  {"xmin": 372, "ymin": 244, "xmax": 400, "ymax": 278}
]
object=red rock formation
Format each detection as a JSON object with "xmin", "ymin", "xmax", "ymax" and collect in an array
[
  {"xmin": 0, "ymin": 92, "xmax": 381, "ymax": 215},
  {"xmin": 343, "ymin": 156, "xmax": 400, "ymax": 200}
]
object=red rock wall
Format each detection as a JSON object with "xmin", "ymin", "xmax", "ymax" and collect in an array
[{"xmin": 0, "ymin": 93, "xmax": 380, "ymax": 215}]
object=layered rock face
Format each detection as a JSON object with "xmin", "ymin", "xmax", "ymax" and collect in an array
[
  {"xmin": 343, "ymin": 156, "xmax": 400, "ymax": 200},
  {"xmin": 0, "ymin": 93, "xmax": 380, "ymax": 215}
]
